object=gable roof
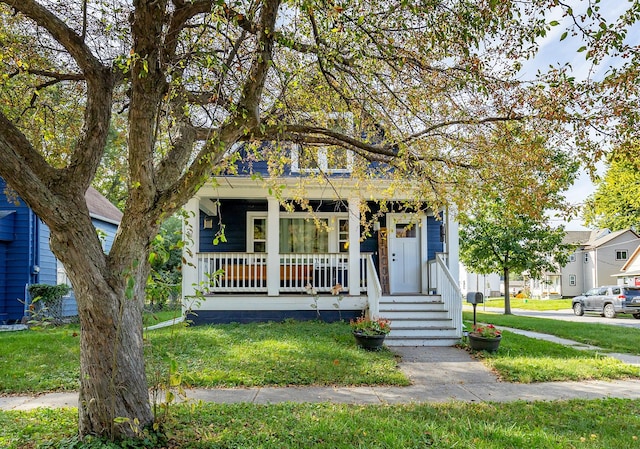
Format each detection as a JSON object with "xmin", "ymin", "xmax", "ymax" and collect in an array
[
  {"xmin": 85, "ymin": 187, "xmax": 123, "ymax": 225},
  {"xmin": 585, "ymin": 229, "xmax": 639, "ymax": 249},
  {"xmin": 563, "ymin": 231, "xmax": 592, "ymax": 245},
  {"xmin": 621, "ymin": 243, "xmax": 640, "ymax": 272}
]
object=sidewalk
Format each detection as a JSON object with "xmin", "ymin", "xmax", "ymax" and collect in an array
[{"xmin": 3, "ymin": 329, "xmax": 640, "ymax": 411}]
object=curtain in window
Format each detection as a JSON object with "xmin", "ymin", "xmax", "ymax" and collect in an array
[{"xmin": 279, "ymin": 218, "xmax": 329, "ymax": 253}]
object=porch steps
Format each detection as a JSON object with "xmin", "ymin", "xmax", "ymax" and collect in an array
[{"xmin": 378, "ymin": 295, "xmax": 460, "ymax": 347}]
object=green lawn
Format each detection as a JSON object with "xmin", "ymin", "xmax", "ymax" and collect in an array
[
  {"xmin": 3, "ymin": 399, "xmax": 640, "ymax": 448},
  {"xmin": 479, "ymin": 297, "xmax": 572, "ymax": 310},
  {"xmin": 4, "ymin": 318, "xmax": 640, "ymax": 448},
  {"xmin": 465, "ymin": 311, "xmax": 640, "ymax": 355},
  {"xmin": 0, "ymin": 321, "xmax": 407, "ymax": 394}
]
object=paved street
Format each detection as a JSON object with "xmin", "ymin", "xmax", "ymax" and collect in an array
[{"xmin": 465, "ymin": 305, "xmax": 640, "ymax": 328}]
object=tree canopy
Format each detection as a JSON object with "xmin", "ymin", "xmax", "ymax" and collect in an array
[
  {"xmin": 583, "ymin": 156, "xmax": 640, "ymax": 231},
  {"xmin": 460, "ymin": 198, "xmax": 574, "ymax": 314},
  {"xmin": 0, "ymin": 0, "xmax": 633, "ymax": 442}
]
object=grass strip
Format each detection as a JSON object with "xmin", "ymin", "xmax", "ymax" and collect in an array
[
  {"xmin": 2, "ymin": 399, "xmax": 640, "ymax": 448},
  {"xmin": 465, "ymin": 311, "xmax": 640, "ymax": 355}
]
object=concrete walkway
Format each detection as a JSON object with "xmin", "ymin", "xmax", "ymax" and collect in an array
[{"xmin": 3, "ymin": 327, "xmax": 640, "ymax": 411}]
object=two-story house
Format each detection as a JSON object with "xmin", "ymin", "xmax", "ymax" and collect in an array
[{"xmin": 541, "ymin": 229, "xmax": 640, "ymax": 298}]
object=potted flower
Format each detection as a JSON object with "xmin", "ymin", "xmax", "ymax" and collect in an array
[
  {"xmin": 468, "ymin": 324, "xmax": 502, "ymax": 352},
  {"xmin": 350, "ymin": 316, "xmax": 391, "ymax": 351}
]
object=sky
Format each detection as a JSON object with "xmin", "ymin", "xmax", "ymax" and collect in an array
[{"xmin": 516, "ymin": 2, "xmax": 639, "ymax": 231}]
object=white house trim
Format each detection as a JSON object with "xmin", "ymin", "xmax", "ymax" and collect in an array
[
  {"xmin": 348, "ymin": 196, "xmax": 361, "ymax": 296},
  {"xmin": 267, "ymin": 197, "xmax": 280, "ymax": 296}
]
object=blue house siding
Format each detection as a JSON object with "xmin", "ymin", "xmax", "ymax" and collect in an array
[
  {"xmin": 0, "ymin": 241, "xmax": 6, "ymax": 322},
  {"xmin": 95, "ymin": 219, "xmax": 119, "ymax": 253},
  {"xmin": 199, "ymin": 199, "xmax": 267, "ymax": 253},
  {"xmin": 1, "ymin": 178, "xmax": 121, "ymax": 322},
  {"xmin": 0, "ymin": 184, "xmax": 33, "ymax": 322},
  {"xmin": 36, "ymin": 222, "xmax": 57, "ymax": 285},
  {"xmin": 199, "ymin": 199, "xmax": 381, "ymax": 256},
  {"xmin": 427, "ymin": 216, "xmax": 444, "ymax": 260}
]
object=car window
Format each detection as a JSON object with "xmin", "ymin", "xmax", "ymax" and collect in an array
[
  {"xmin": 612, "ymin": 287, "xmax": 620, "ymax": 295},
  {"xmin": 598, "ymin": 287, "xmax": 609, "ymax": 295},
  {"xmin": 585, "ymin": 288, "xmax": 598, "ymax": 296},
  {"xmin": 622, "ymin": 288, "xmax": 640, "ymax": 298}
]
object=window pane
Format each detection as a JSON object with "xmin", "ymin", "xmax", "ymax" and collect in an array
[
  {"xmin": 326, "ymin": 146, "xmax": 348, "ymax": 170},
  {"xmin": 396, "ymin": 224, "xmax": 416, "ymax": 238},
  {"xmin": 298, "ymin": 146, "xmax": 319, "ymax": 170},
  {"xmin": 339, "ymin": 219, "xmax": 349, "ymax": 252},
  {"xmin": 254, "ymin": 241, "xmax": 266, "ymax": 253},
  {"xmin": 279, "ymin": 218, "xmax": 329, "ymax": 253},
  {"xmin": 254, "ymin": 219, "xmax": 266, "ymax": 240}
]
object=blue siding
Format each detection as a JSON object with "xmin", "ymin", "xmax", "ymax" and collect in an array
[
  {"xmin": 0, "ymin": 179, "xmax": 33, "ymax": 322},
  {"xmin": 0, "ymin": 211, "xmax": 15, "ymax": 241},
  {"xmin": 0, "ymin": 241, "xmax": 6, "ymax": 323},
  {"xmin": 0, "ymin": 177, "xmax": 122, "ymax": 322},
  {"xmin": 94, "ymin": 219, "xmax": 119, "ymax": 253},
  {"xmin": 200, "ymin": 200, "xmax": 267, "ymax": 253},
  {"xmin": 37, "ymin": 221, "xmax": 57, "ymax": 286},
  {"xmin": 427, "ymin": 216, "xmax": 444, "ymax": 260}
]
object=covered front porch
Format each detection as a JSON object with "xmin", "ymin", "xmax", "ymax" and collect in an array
[{"xmin": 181, "ymin": 177, "xmax": 462, "ymax": 345}]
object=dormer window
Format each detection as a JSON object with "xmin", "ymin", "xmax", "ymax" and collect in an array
[
  {"xmin": 291, "ymin": 113, "xmax": 354, "ymax": 174},
  {"xmin": 292, "ymin": 144, "xmax": 353, "ymax": 173}
]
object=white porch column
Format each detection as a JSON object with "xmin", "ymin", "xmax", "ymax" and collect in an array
[
  {"xmin": 445, "ymin": 206, "xmax": 459, "ymax": 283},
  {"xmin": 182, "ymin": 198, "xmax": 200, "ymax": 305},
  {"xmin": 267, "ymin": 197, "xmax": 280, "ymax": 296},
  {"xmin": 348, "ymin": 197, "xmax": 361, "ymax": 296}
]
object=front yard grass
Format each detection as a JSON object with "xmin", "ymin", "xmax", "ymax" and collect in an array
[
  {"xmin": 465, "ymin": 311, "xmax": 640, "ymax": 355},
  {"xmin": 481, "ymin": 297, "xmax": 572, "ymax": 310},
  {"xmin": 3, "ymin": 399, "xmax": 640, "ymax": 448},
  {"xmin": 4, "ymin": 315, "xmax": 640, "ymax": 395},
  {"xmin": 0, "ymin": 320, "xmax": 408, "ymax": 395},
  {"xmin": 470, "ymin": 329, "xmax": 640, "ymax": 383},
  {"xmin": 145, "ymin": 320, "xmax": 409, "ymax": 388}
]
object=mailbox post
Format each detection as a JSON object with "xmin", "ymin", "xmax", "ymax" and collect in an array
[{"xmin": 466, "ymin": 291, "xmax": 484, "ymax": 328}]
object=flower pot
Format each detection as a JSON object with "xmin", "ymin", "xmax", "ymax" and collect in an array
[
  {"xmin": 468, "ymin": 333, "xmax": 501, "ymax": 352},
  {"xmin": 353, "ymin": 332, "xmax": 386, "ymax": 351}
]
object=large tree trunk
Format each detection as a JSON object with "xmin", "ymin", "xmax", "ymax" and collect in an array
[
  {"xmin": 50, "ymin": 222, "xmax": 155, "ymax": 439},
  {"xmin": 77, "ymin": 286, "xmax": 151, "ymax": 438}
]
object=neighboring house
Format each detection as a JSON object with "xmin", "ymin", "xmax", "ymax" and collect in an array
[
  {"xmin": 181, "ymin": 145, "xmax": 462, "ymax": 346},
  {"xmin": 613, "ymin": 244, "xmax": 640, "ymax": 287},
  {"xmin": 0, "ymin": 178, "xmax": 122, "ymax": 324},
  {"xmin": 532, "ymin": 229, "xmax": 640, "ymax": 298}
]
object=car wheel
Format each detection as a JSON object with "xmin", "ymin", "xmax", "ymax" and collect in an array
[
  {"xmin": 573, "ymin": 302, "xmax": 584, "ymax": 316},
  {"xmin": 603, "ymin": 303, "xmax": 616, "ymax": 318},
  {"xmin": 633, "ymin": 314, "xmax": 640, "ymax": 320}
]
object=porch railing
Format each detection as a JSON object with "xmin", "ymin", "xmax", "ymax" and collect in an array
[
  {"xmin": 365, "ymin": 253, "xmax": 382, "ymax": 318},
  {"xmin": 198, "ymin": 252, "xmax": 369, "ymax": 294},
  {"xmin": 433, "ymin": 252, "xmax": 463, "ymax": 337}
]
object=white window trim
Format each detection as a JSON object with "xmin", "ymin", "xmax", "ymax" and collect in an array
[
  {"xmin": 247, "ymin": 212, "xmax": 268, "ymax": 253},
  {"xmin": 569, "ymin": 254, "xmax": 576, "ymax": 263},
  {"xmin": 616, "ymin": 249, "xmax": 628, "ymax": 261},
  {"xmin": 569, "ymin": 274, "xmax": 576, "ymax": 286}
]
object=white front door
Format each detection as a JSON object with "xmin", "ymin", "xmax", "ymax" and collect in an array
[{"xmin": 388, "ymin": 215, "xmax": 421, "ymax": 294}]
